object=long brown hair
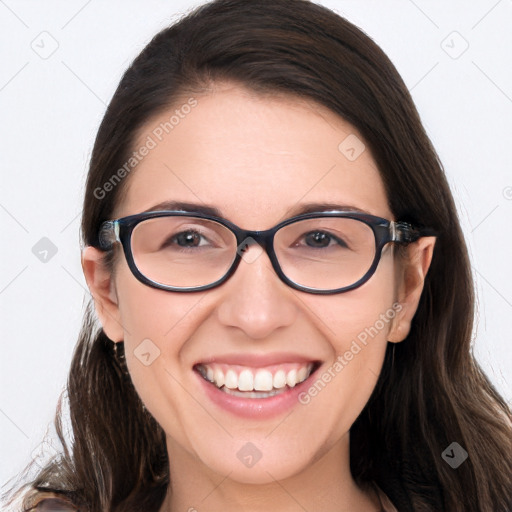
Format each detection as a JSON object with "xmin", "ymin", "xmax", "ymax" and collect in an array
[{"xmin": 4, "ymin": 1, "xmax": 512, "ymax": 510}]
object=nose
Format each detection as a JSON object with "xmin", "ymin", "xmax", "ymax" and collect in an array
[{"xmin": 215, "ymin": 244, "xmax": 298, "ymax": 340}]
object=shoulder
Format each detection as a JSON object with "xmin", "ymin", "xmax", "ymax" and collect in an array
[{"xmin": 23, "ymin": 491, "xmax": 79, "ymax": 512}]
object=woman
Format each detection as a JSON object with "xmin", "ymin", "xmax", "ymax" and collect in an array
[{"xmin": 5, "ymin": 0, "xmax": 512, "ymax": 510}]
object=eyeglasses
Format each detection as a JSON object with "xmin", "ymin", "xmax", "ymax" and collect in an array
[{"xmin": 97, "ymin": 210, "xmax": 435, "ymax": 294}]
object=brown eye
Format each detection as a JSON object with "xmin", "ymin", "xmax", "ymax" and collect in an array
[
  {"xmin": 174, "ymin": 231, "xmax": 204, "ymax": 247},
  {"xmin": 302, "ymin": 231, "xmax": 348, "ymax": 249}
]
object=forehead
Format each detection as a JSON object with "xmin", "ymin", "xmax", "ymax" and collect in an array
[{"xmin": 116, "ymin": 84, "xmax": 391, "ymax": 226}]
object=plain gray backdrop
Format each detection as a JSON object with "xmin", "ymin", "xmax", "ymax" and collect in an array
[{"xmin": 1, "ymin": 0, "xmax": 511, "ymax": 490}]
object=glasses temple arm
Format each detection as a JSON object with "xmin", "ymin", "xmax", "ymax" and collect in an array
[
  {"xmin": 98, "ymin": 221, "xmax": 119, "ymax": 250},
  {"xmin": 391, "ymin": 221, "xmax": 438, "ymax": 243}
]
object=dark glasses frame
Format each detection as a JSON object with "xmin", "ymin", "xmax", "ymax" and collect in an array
[{"xmin": 97, "ymin": 210, "xmax": 437, "ymax": 295}]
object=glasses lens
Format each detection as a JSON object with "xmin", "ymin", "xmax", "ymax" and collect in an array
[
  {"xmin": 131, "ymin": 216, "xmax": 237, "ymax": 288},
  {"xmin": 275, "ymin": 217, "xmax": 376, "ymax": 290}
]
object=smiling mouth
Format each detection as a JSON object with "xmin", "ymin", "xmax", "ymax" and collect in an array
[{"xmin": 194, "ymin": 361, "xmax": 320, "ymax": 399}]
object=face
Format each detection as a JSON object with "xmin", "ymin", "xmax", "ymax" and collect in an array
[{"xmin": 83, "ymin": 83, "xmax": 432, "ymax": 486}]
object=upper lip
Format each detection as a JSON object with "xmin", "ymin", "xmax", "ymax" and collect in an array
[{"xmin": 193, "ymin": 352, "xmax": 320, "ymax": 368}]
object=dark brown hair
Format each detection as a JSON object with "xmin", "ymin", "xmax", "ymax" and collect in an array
[{"xmin": 4, "ymin": 1, "xmax": 512, "ymax": 510}]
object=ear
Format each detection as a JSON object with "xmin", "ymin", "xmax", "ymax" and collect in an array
[
  {"xmin": 81, "ymin": 246, "xmax": 124, "ymax": 342},
  {"xmin": 387, "ymin": 236, "xmax": 436, "ymax": 343}
]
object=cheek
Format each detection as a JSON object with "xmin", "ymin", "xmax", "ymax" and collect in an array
[
  {"xmin": 317, "ymin": 253, "xmax": 398, "ymax": 348},
  {"xmin": 114, "ymin": 283, "xmax": 212, "ymax": 452},
  {"xmin": 112, "ymin": 263, "xmax": 203, "ymax": 416},
  {"xmin": 298, "ymin": 255, "xmax": 399, "ymax": 430},
  {"xmin": 114, "ymin": 256, "xmax": 208, "ymax": 346}
]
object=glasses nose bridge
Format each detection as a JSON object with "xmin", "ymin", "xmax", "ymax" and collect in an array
[
  {"xmin": 236, "ymin": 227, "xmax": 275, "ymax": 256},
  {"xmin": 231, "ymin": 227, "xmax": 286, "ymax": 288}
]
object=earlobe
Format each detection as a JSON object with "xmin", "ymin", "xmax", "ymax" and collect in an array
[
  {"xmin": 81, "ymin": 246, "xmax": 124, "ymax": 342},
  {"xmin": 387, "ymin": 236, "xmax": 436, "ymax": 343}
]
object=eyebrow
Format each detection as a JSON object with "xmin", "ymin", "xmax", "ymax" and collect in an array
[{"xmin": 142, "ymin": 200, "xmax": 369, "ymax": 220}]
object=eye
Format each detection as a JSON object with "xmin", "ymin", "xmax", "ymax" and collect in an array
[
  {"xmin": 301, "ymin": 231, "xmax": 348, "ymax": 249},
  {"xmin": 165, "ymin": 230, "xmax": 210, "ymax": 248}
]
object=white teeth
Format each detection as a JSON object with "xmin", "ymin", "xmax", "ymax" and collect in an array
[
  {"xmin": 214, "ymin": 368, "xmax": 224, "ymax": 387},
  {"xmin": 286, "ymin": 369, "xmax": 298, "ymax": 388},
  {"xmin": 297, "ymin": 366, "xmax": 308, "ymax": 383},
  {"xmin": 197, "ymin": 362, "xmax": 315, "ymax": 395},
  {"xmin": 254, "ymin": 369, "xmax": 273, "ymax": 391},
  {"xmin": 238, "ymin": 369, "xmax": 254, "ymax": 391},
  {"xmin": 225, "ymin": 369, "xmax": 238, "ymax": 389},
  {"xmin": 273, "ymin": 370, "xmax": 287, "ymax": 389}
]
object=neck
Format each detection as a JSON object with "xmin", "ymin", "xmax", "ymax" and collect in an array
[{"xmin": 160, "ymin": 434, "xmax": 381, "ymax": 512}]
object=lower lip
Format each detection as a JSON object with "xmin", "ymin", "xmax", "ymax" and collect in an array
[{"xmin": 194, "ymin": 367, "xmax": 318, "ymax": 420}]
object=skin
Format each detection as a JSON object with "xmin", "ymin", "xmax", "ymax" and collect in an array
[{"xmin": 82, "ymin": 83, "xmax": 436, "ymax": 512}]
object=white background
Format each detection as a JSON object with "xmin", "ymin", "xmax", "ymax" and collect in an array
[{"xmin": 1, "ymin": 0, "xmax": 511, "ymax": 490}]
